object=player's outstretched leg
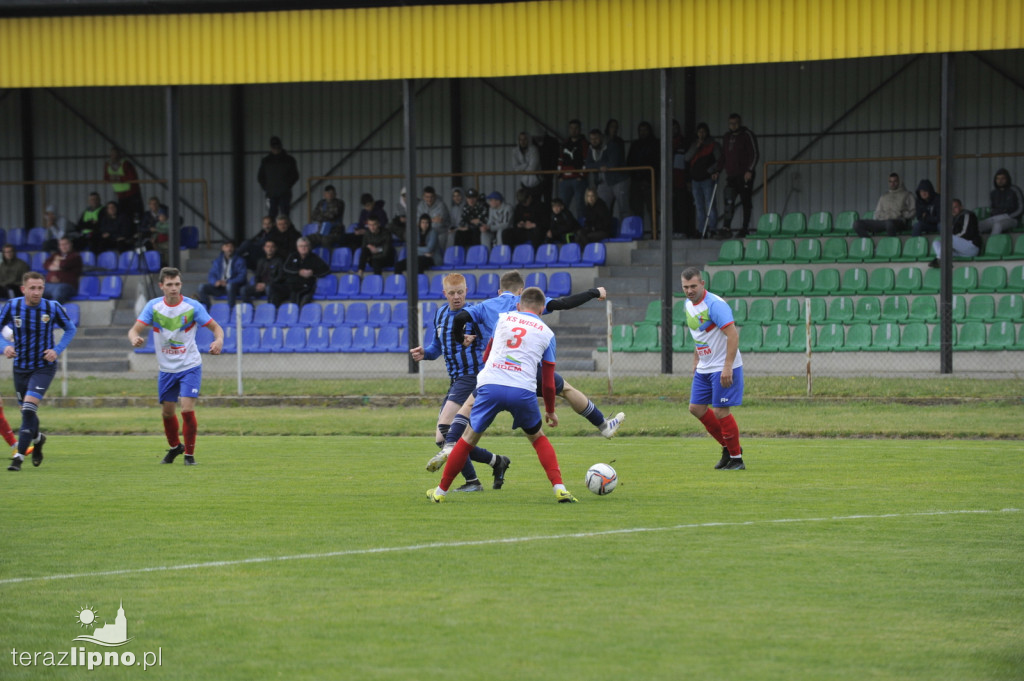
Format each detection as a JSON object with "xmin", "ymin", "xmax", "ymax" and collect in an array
[{"xmin": 559, "ymin": 379, "xmax": 625, "ymax": 438}]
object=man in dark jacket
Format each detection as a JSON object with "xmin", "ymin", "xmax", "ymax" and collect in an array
[
  {"xmin": 283, "ymin": 237, "xmax": 330, "ymax": 307},
  {"xmin": 243, "ymin": 240, "xmax": 287, "ymax": 306},
  {"xmin": 912, "ymin": 179, "xmax": 941, "ymax": 236},
  {"xmin": 979, "ymin": 168, "xmax": 1023, "ymax": 235},
  {"xmin": 268, "ymin": 215, "xmax": 301, "ymax": 257},
  {"xmin": 257, "ymin": 136, "xmax": 300, "ymax": 219},
  {"xmin": 929, "ymin": 199, "xmax": 982, "ymax": 267},
  {"xmin": 712, "ymin": 113, "xmax": 759, "ymax": 239},
  {"xmin": 198, "ymin": 241, "xmax": 247, "ymax": 310},
  {"xmin": 626, "ymin": 121, "xmax": 659, "ymax": 234},
  {"xmin": 356, "ymin": 218, "xmax": 394, "ymax": 276},
  {"xmin": 557, "ymin": 119, "xmax": 589, "ymax": 217}
]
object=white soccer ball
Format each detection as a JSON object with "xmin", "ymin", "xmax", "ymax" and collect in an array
[
  {"xmin": 1, "ymin": 326, "xmax": 12, "ymax": 342},
  {"xmin": 585, "ymin": 463, "xmax": 618, "ymax": 496}
]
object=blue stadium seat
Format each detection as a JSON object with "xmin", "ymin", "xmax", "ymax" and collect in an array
[
  {"xmin": 477, "ymin": 272, "xmax": 499, "ymax": 298},
  {"xmin": 241, "ymin": 327, "xmax": 262, "ymax": 353},
  {"xmin": 442, "ymin": 246, "xmax": 466, "ymax": 268},
  {"xmin": 196, "ymin": 326, "xmax": 214, "ymax": 352},
  {"xmin": 31, "ymin": 251, "xmax": 46, "ymax": 271},
  {"xmin": 346, "ymin": 302, "xmax": 369, "ymax": 327},
  {"xmin": 281, "ymin": 326, "xmax": 307, "ymax": 352},
  {"xmin": 273, "ymin": 303, "xmax": 299, "ymax": 328},
  {"xmin": 79, "ymin": 250, "xmax": 96, "ymax": 269},
  {"xmin": 15, "ymin": 252, "xmax": 28, "ymax": 265},
  {"xmin": 534, "ymin": 243, "xmax": 558, "ymax": 267},
  {"xmin": 428, "ymin": 273, "xmax": 447, "ymax": 299},
  {"xmin": 302, "ymin": 222, "xmax": 321, "ymax": 236},
  {"xmin": 98, "ymin": 275, "xmax": 123, "ymax": 299},
  {"xmin": 382, "ymin": 274, "xmax": 406, "ymax": 299},
  {"xmin": 180, "ymin": 226, "xmax": 199, "ymax": 249},
  {"xmin": 422, "ymin": 323, "xmax": 436, "ymax": 348},
  {"xmin": 548, "ymin": 271, "xmax": 572, "ymax": 297},
  {"xmin": 314, "ymin": 274, "xmax": 338, "ymax": 299},
  {"xmin": 580, "ymin": 242, "xmax": 606, "ymax": 267},
  {"xmin": 357, "ymin": 274, "xmax": 383, "ymax": 299},
  {"xmin": 253, "ymin": 303, "xmax": 277, "ymax": 328},
  {"xmin": 557, "ymin": 242, "xmax": 581, "ymax": 266},
  {"xmin": 117, "ymin": 251, "xmax": 139, "ymax": 274},
  {"xmin": 328, "ymin": 326, "xmax": 352, "ymax": 352},
  {"xmin": 221, "ymin": 326, "xmax": 237, "ymax": 354},
  {"xmin": 208, "ymin": 303, "xmax": 230, "ymax": 327},
  {"xmin": 0, "ymin": 229, "xmax": 6, "ymax": 249},
  {"xmin": 313, "ymin": 247, "xmax": 330, "ymax": 263},
  {"xmin": 143, "ymin": 250, "xmax": 161, "ymax": 272},
  {"xmin": 486, "ymin": 244, "xmax": 511, "ymax": 269},
  {"xmin": 463, "ymin": 272, "xmax": 477, "ymax": 297},
  {"xmin": 261, "ymin": 327, "xmax": 284, "ymax": 352},
  {"xmin": 298, "ymin": 303, "xmax": 321, "ymax": 327},
  {"xmin": 415, "ymin": 273, "xmax": 430, "ymax": 297},
  {"xmin": 606, "ymin": 215, "xmax": 642, "ymax": 242},
  {"xmin": 465, "ymin": 245, "xmax": 489, "ymax": 269},
  {"xmin": 230, "ymin": 302, "xmax": 254, "ymax": 325},
  {"xmin": 299, "ymin": 326, "xmax": 331, "ymax": 352},
  {"xmin": 390, "ymin": 302, "xmax": 408, "ymax": 328},
  {"xmin": 511, "ymin": 244, "xmax": 535, "ymax": 267},
  {"xmin": 133, "ymin": 330, "xmax": 156, "ymax": 354},
  {"xmin": 367, "ymin": 302, "xmax": 392, "ymax": 328},
  {"xmin": 330, "ymin": 247, "xmax": 352, "ymax": 272},
  {"xmin": 96, "ymin": 250, "xmax": 118, "ymax": 271},
  {"xmin": 64, "ymin": 302, "xmax": 81, "ymax": 326},
  {"xmin": 525, "ymin": 271, "xmax": 547, "ymax": 291},
  {"xmin": 337, "ymin": 274, "xmax": 361, "ymax": 298},
  {"xmin": 7, "ymin": 229, "xmax": 26, "ymax": 251},
  {"xmin": 376, "ymin": 325, "xmax": 404, "ymax": 352},
  {"xmin": 348, "ymin": 327, "xmax": 377, "ymax": 352},
  {"xmin": 321, "ymin": 302, "xmax": 345, "ymax": 328},
  {"xmin": 421, "ymin": 301, "xmax": 439, "ymax": 322}
]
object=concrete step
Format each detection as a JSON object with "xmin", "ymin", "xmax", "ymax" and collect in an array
[
  {"xmin": 66, "ymin": 357, "xmax": 131, "ymax": 373},
  {"xmin": 556, "ymin": 358, "xmax": 596, "ymax": 371}
]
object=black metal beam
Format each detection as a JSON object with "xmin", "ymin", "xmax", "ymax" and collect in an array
[
  {"xmin": 477, "ymin": 78, "xmax": 563, "ymax": 141},
  {"xmin": 971, "ymin": 51, "xmax": 1024, "ymax": 95},
  {"xmin": 939, "ymin": 54, "xmax": 955, "ymax": 374},
  {"xmin": 659, "ymin": 69, "xmax": 674, "ymax": 375},
  {"xmin": 20, "ymin": 89, "xmax": 35, "ymax": 230},
  {"xmin": 450, "ymin": 79, "xmax": 463, "ymax": 178},
  {"xmin": 230, "ymin": 84, "xmax": 246, "ymax": 243},
  {"xmin": 403, "ymin": 79, "xmax": 420, "ymax": 373},
  {"xmin": 165, "ymin": 86, "xmax": 181, "ymax": 268}
]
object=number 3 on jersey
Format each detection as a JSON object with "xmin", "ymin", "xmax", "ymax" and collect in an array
[{"xmin": 506, "ymin": 327, "xmax": 527, "ymax": 348}]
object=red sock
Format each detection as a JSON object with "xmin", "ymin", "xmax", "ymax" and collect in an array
[
  {"xmin": 181, "ymin": 411, "xmax": 197, "ymax": 455},
  {"xmin": 718, "ymin": 413, "xmax": 742, "ymax": 457},
  {"xmin": 532, "ymin": 435, "xmax": 563, "ymax": 486},
  {"xmin": 0, "ymin": 407, "xmax": 16, "ymax": 447},
  {"xmin": 163, "ymin": 414, "xmax": 181, "ymax": 447},
  {"xmin": 439, "ymin": 439, "xmax": 472, "ymax": 492},
  {"xmin": 698, "ymin": 410, "xmax": 726, "ymax": 446}
]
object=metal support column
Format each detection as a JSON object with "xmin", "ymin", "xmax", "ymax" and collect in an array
[
  {"xmin": 20, "ymin": 89, "xmax": 35, "ymax": 229},
  {"xmin": 659, "ymin": 69, "xmax": 674, "ymax": 374},
  {"xmin": 230, "ymin": 85, "xmax": 246, "ymax": 244},
  {"xmin": 403, "ymin": 79, "xmax": 420, "ymax": 373},
  {"xmin": 938, "ymin": 54, "xmax": 955, "ymax": 373},
  {"xmin": 450, "ymin": 79, "xmax": 463, "ymax": 178},
  {"xmin": 165, "ymin": 86, "xmax": 181, "ymax": 268}
]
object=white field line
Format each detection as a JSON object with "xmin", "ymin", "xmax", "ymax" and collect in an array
[{"xmin": 1, "ymin": 508, "xmax": 1018, "ymax": 586}]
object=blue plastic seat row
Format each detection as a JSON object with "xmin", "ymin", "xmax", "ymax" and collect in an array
[
  {"xmin": 209, "ymin": 301, "xmax": 441, "ymax": 330},
  {"xmin": 69, "ymin": 275, "xmax": 123, "ymax": 301},
  {"xmin": 186, "ymin": 325, "xmax": 410, "ymax": 354},
  {"xmin": 310, "ymin": 270, "xmax": 573, "ymax": 301}
]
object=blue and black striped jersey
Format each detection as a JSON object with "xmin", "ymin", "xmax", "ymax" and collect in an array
[
  {"xmin": 0, "ymin": 297, "xmax": 78, "ymax": 370},
  {"xmin": 423, "ymin": 303, "xmax": 485, "ymax": 380}
]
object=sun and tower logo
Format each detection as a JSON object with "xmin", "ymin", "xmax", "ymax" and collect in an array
[{"xmin": 74, "ymin": 600, "xmax": 133, "ymax": 646}]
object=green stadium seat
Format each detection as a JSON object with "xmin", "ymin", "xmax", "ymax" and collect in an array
[
  {"xmin": 780, "ymin": 212, "xmax": 807, "ymax": 236},
  {"xmin": 951, "ymin": 265, "xmax": 979, "ymax": 293},
  {"xmin": 837, "ymin": 267, "xmax": 869, "ymax": 295},
  {"xmin": 761, "ymin": 269, "xmax": 788, "ymax": 296},
  {"xmin": 815, "ymin": 323, "xmax": 845, "ymax": 351},
  {"xmin": 634, "ymin": 300, "xmax": 661, "ymax": 328},
  {"xmin": 895, "ymin": 322, "xmax": 929, "ymax": 351},
  {"xmin": 672, "ymin": 300, "xmax": 688, "ymax": 324},
  {"xmin": 891, "ymin": 266, "xmax": 923, "ymax": 294},
  {"xmin": 880, "ymin": 295, "xmax": 910, "ymax": 322},
  {"xmin": 1011, "ymin": 235, "xmax": 1024, "ymax": 259},
  {"xmin": 840, "ymin": 237, "xmax": 874, "ymax": 263},
  {"xmin": 609, "ymin": 324, "xmax": 633, "ymax": 352},
  {"xmin": 951, "ymin": 294, "xmax": 967, "ymax": 321},
  {"xmin": 727, "ymin": 298, "xmax": 747, "ymax": 323},
  {"xmin": 710, "ymin": 270, "xmax": 736, "ymax": 296},
  {"xmin": 826, "ymin": 296, "xmax": 855, "ymax": 323},
  {"xmin": 855, "ymin": 296, "xmax": 882, "ymax": 323},
  {"xmin": 762, "ymin": 323, "xmax": 793, "ymax": 351},
  {"xmin": 994, "ymin": 294, "xmax": 1024, "ymax": 321},
  {"xmin": 964, "ymin": 295, "xmax": 995, "ymax": 321},
  {"xmin": 788, "ymin": 268, "xmax": 814, "ymax": 296},
  {"xmin": 821, "ymin": 237, "xmax": 848, "ymax": 262},
  {"xmin": 807, "ymin": 211, "xmax": 832, "ymax": 235},
  {"xmin": 738, "ymin": 324, "xmax": 763, "ymax": 352},
  {"xmin": 976, "ymin": 234, "xmax": 1012, "ymax": 261},
  {"xmin": 740, "ymin": 239, "xmax": 770, "ymax": 263},
  {"xmin": 765, "ymin": 239, "xmax": 795, "ymax": 263},
  {"xmin": 749, "ymin": 213, "xmax": 781, "ymax": 239},
  {"xmin": 860, "ymin": 210, "xmax": 875, "ymax": 220},
  {"xmin": 920, "ymin": 267, "xmax": 941, "ymax": 293},
  {"xmin": 812, "ymin": 268, "xmax": 840, "ymax": 295},
  {"xmin": 807, "ymin": 298, "xmax": 827, "ymax": 323},
  {"xmin": 924, "ymin": 323, "xmax": 955, "ymax": 351},
  {"xmin": 870, "ymin": 236, "xmax": 902, "ymax": 262},
  {"xmin": 774, "ymin": 297, "xmax": 802, "ymax": 324},
  {"xmin": 893, "ymin": 236, "xmax": 929, "ymax": 262},
  {"xmin": 956, "ymin": 321, "xmax": 986, "ymax": 350},
  {"xmin": 974, "ymin": 206, "xmax": 991, "ymax": 220},
  {"xmin": 1009, "ymin": 265, "xmax": 1024, "ymax": 292},
  {"xmin": 863, "ymin": 267, "xmax": 895, "ymax": 294},
  {"xmin": 976, "ymin": 265, "xmax": 1008, "ymax": 293},
  {"xmin": 791, "ymin": 238, "xmax": 822, "ymax": 263},
  {"xmin": 708, "ymin": 240, "xmax": 744, "ymax": 265},
  {"xmin": 908, "ymin": 296, "xmax": 938, "ymax": 321},
  {"xmin": 872, "ymin": 322, "xmax": 900, "ymax": 350},
  {"xmin": 734, "ymin": 269, "xmax": 762, "ymax": 296},
  {"xmin": 630, "ymin": 325, "xmax": 659, "ymax": 352},
  {"xmin": 839, "ymin": 323, "xmax": 872, "ymax": 351},
  {"xmin": 834, "ymin": 210, "xmax": 858, "ymax": 234},
  {"xmin": 671, "ymin": 324, "xmax": 691, "ymax": 351},
  {"xmin": 747, "ymin": 299, "xmax": 774, "ymax": 325},
  {"xmin": 986, "ymin": 321, "xmax": 1017, "ymax": 350}
]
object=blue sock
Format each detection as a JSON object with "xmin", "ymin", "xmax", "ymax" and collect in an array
[
  {"xmin": 437, "ymin": 423, "xmax": 450, "ymax": 449},
  {"xmin": 460, "ymin": 458, "xmax": 479, "ymax": 482},
  {"xmin": 469, "ymin": 447, "xmax": 496, "ymax": 466},
  {"xmin": 447, "ymin": 415, "xmax": 469, "ymax": 445},
  {"xmin": 18, "ymin": 403, "xmax": 38, "ymax": 455},
  {"xmin": 579, "ymin": 400, "xmax": 605, "ymax": 428}
]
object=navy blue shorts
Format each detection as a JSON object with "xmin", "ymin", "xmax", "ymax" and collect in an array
[
  {"xmin": 14, "ymin": 364, "xmax": 57, "ymax": 403},
  {"xmin": 470, "ymin": 384, "xmax": 542, "ymax": 434},
  {"xmin": 442, "ymin": 375, "xmax": 478, "ymax": 408},
  {"xmin": 690, "ymin": 366, "xmax": 744, "ymax": 407},
  {"xmin": 533, "ymin": 370, "xmax": 564, "ymax": 397}
]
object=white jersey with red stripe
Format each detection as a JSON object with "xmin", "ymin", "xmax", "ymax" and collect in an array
[
  {"xmin": 684, "ymin": 289, "xmax": 743, "ymax": 374},
  {"xmin": 476, "ymin": 310, "xmax": 556, "ymax": 392}
]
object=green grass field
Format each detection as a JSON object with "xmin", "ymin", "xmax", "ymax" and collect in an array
[{"xmin": 2, "ymin": 429, "xmax": 1021, "ymax": 680}]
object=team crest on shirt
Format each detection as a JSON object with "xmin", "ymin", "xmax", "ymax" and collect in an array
[
  {"xmin": 42, "ymin": 314, "xmax": 51, "ymax": 323},
  {"xmin": 13, "ymin": 317, "xmax": 21, "ymax": 328}
]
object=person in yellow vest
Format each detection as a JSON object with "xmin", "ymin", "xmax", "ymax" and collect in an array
[
  {"xmin": 75, "ymin": 192, "xmax": 104, "ymax": 251},
  {"xmin": 103, "ymin": 147, "xmax": 143, "ymax": 221}
]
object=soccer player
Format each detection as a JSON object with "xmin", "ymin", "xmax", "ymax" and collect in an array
[
  {"xmin": 410, "ymin": 273, "xmax": 511, "ymax": 491},
  {"xmin": 128, "ymin": 267, "xmax": 224, "ymax": 466},
  {"xmin": 426, "ymin": 270, "xmax": 624, "ymax": 471},
  {"xmin": 680, "ymin": 267, "xmax": 745, "ymax": 470},
  {"xmin": 427, "ymin": 287, "xmax": 578, "ymax": 503},
  {"xmin": 2, "ymin": 272, "xmax": 77, "ymax": 471}
]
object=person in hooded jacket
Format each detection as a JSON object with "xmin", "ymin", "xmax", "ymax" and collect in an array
[
  {"xmin": 911, "ymin": 179, "xmax": 941, "ymax": 237},
  {"xmin": 979, "ymin": 168, "xmax": 1023, "ymax": 235}
]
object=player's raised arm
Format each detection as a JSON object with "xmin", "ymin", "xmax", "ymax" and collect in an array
[{"xmin": 544, "ymin": 287, "xmax": 605, "ymax": 312}]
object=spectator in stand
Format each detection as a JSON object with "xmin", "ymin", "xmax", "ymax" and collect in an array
[
  {"xmin": 283, "ymin": 237, "xmax": 330, "ymax": 307},
  {"xmin": 358, "ymin": 192, "xmax": 389, "ymax": 230},
  {"xmin": 912, "ymin": 179, "xmax": 942, "ymax": 237},
  {"xmin": 198, "ymin": 241, "xmax": 246, "ymax": 310},
  {"xmin": 853, "ymin": 172, "xmax": 916, "ymax": 238},
  {"xmin": 484, "ymin": 191, "xmax": 512, "ymax": 247},
  {"xmin": 257, "ymin": 136, "xmax": 300, "ymax": 219},
  {"xmin": 979, "ymin": 168, "xmax": 1023, "ymax": 234},
  {"xmin": 96, "ymin": 201, "xmax": 134, "ymax": 252},
  {"xmin": 449, "ymin": 188, "xmax": 466, "ymax": 241},
  {"xmin": 627, "ymin": 121, "xmax": 659, "ymax": 235},
  {"xmin": 238, "ymin": 215, "xmax": 276, "ymax": 270},
  {"xmin": 75, "ymin": 192, "xmax": 104, "ymax": 251},
  {"xmin": 684, "ymin": 122, "xmax": 722, "ymax": 238},
  {"xmin": 42, "ymin": 237, "xmax": 83, "ymax": 304},
  {"xmin": 602, "ymin": 118, "xmax": 631, "ymax": 222},
  {"xmin": 671, "ymin": 119, "xmax": 697, "ymax": 238},
  {"xmin": 268, "ymin": 215, "xmax": 301, "ymax": 257},
  {"xmin": 513, "ymin": 131, "xmax": 542, "ymax": 201},
  {"xmin": 310, "ymin": 185, "xmax": 345, "ymax": 234},
  {"xmin": 242, "ymin": 240, "xmax": 286, "ymax": 306},
  {"xmin": 557, "ymin": 119, "xmax": 589, "ymax": 217},
  {"xmin": 149, "ymin": 210, "xmax": 172, "ymax": 265},
  {"xmin": 138, "ymin": 196, "xmax": 169, "ymax": 240},
  {"xmin": 0, "ymin": 245, "xmax": 29, "ymax": 298},
  {"xmin": 929, "ymin": 199, "xmax": 982, "ymax": 268},
  {"xmin": 577, "ymin": 188, "xmax": 614, "ymax": 245},
  {"xmin": 546, "ymin": 198, "xmax": 579, "ymax": 244},
  {"xmin": 584, "ymin": 128, "xmax": 615, "ymax": 211},
  {"xmin": 505, "ymin": 188, "xmax": 550, "ymax": 249},
  {"xmin": 356, "ymin": 217, "xmax": 394, "ymax": 276},
  {"xmin": 41, "ymin": 205, "xmax": 72, "ymax": 253},
  {"xmin": 104, "ymin": 147, "xmax": 143, "ymax": 220},
  {"xmin": 533, "ymin": 128, "xmax": 561, "ymax": 205},
  {"xmin": 458, "ymin": 189, "xmax": 488, "ymax": 248},
  {"xmin": 416, "ymin": 186, "xmax": 451, "ymax": 256},
  {"xmin": 394, "ymin": 214, "xmax": 437, "ymax": 275},
  {"xmin": 386, "ymin": 187, "xmax": 408, "ymax": 243},
  {"xmin": 712, "ymin": 114, "xmax": 759, "ymax": 239}
]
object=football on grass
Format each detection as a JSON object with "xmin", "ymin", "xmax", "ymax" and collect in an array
[{"xmin": 585, "ymin": 463, "xmax": 618, "ymax": 495}]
